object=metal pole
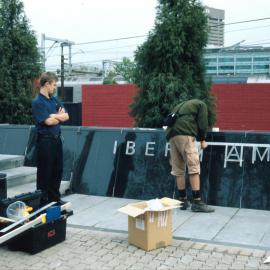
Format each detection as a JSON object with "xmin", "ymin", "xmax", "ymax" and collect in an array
[
  {"xmin": 41, "ymin": 34, "xmax": 46, "ymax": 71},
  {"xmin": 61, "ymin": 43, "xmax": 65, "ymax": 99},
  {"xmin": 69, "ymin": 44, "xmax": 72, "ymax": 76}
]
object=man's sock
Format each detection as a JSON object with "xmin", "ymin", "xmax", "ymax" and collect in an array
[
  {"xmin": 178, "ymin": 189, "xmax": 186, "ymax": 199},
  {"xmin": 192, "ymin": 190, "xmax": 201, "ymax": 201}
]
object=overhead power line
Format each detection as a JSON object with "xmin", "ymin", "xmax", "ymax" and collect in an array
[
  {"xmin": 46, "ymin": 44, "xmax": 140, "ymax": 59},
  {"xmin": 69, "ymin": 18, "xmax": 270, "ymax": 46},
  {"xmin": 40, "ymin": 17, "xmax": 270, "ymax": 50},
  {"xmin": 225, "ymin": 24, "xmax": 270, "ymax": 33},
  {"xmin": 209, "ymin": 17, "xmax": 270, "ymax": 28},
  {"xmin": 40, "ymin": 35, "xmax": 147, "ymax": 50}
]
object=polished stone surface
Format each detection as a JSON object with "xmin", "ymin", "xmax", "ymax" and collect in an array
[{"xmin": 1, "ymin": 125, "xmax": 270, "ymax": 210}]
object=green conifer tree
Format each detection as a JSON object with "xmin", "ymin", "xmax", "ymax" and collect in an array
[
  {"xmin": 0, "ymin": 0, "xmax": 41, "ymax": 124},
  {"xmin": 130, "ymin": 0, "xmax": 216, "ymax": 128}
]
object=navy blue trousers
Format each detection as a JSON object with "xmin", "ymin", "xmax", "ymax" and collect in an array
[{"xmin": 36, "ymin": 135, "xmax": 63, "ymax": 206}]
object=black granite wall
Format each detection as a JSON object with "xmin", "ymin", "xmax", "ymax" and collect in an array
[{"xmin": 1, "ymin": 125, "xmax": 270, "ymax": 210}]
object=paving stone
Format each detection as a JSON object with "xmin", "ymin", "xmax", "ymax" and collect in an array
[
  {"xmin": 216, "ymin": 263, "xmax": 232, "ymax": 269},
  {"xmin": 258, "ymin": 265, "xmax": 270, "ymax": 270},
  {"xmin": 192, "ymin": 242, "xmax": 206, "ymax": 250},
  {"xmin": 203, "ymin": 244, "xmax": 216, "ymax": 252},
  {"xmin": 227, "ymin": 247, "xmax": 241, "ymax": 255},
  {"xmin": 252, "ymin": 250, "xmax": 266, "ymax": 258},
  {"xmin": 215, "ymin": 245, "xmax": 230, "ymax": 253},
  {"xmin": 195, "ymin": 252, "xmax": 210, "ymax": 261},
  {"xmin": 133, "ymin": 249, "xmax": 147, "ymax": 257},
  {"xmin": 180, "ymin": 241, "xmax": 194, "ymax": 249},
  {"xmin": 162, "ymin": 256, "xmax": 179, "ymax": 266},
  {"xmin": 189, "ymin": 261, "xmax": 203, "ymax": 268},
  {"xmin": 139, "ymin": 254, "xmax": 156, "ymax": 264},
  {"xmin": 203, "ymin": 258, "xmax": 219, "ymax": 267},
  {"xmin": 211, "ymin": 251, "xmax": 224, "ymax": 258},
  {"xmin": 239, "ymin": 248, "xmax": 253, "ymax": 256},
  {"xmin": 229, "ymin": 263, "xmax": 246, "ymax": 269},
  {"xmin": 236, "ymin": 254, "xmax": 249, "ymax": 261},
  {"xmin": 122, "ymin": 257, "xmax": 138, "ymax": 266}
]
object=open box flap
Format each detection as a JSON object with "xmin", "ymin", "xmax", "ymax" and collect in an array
[
  {"xmin": 159, "ymin": 197, "xmax": 181, "ymax": 207},
  {"xmin": 118, "ymin": 197, "xmax": 181, "ymax": 217},
  {"xmin": 118, "ymin": 204, "xmax": 146, "ymax": 217}
]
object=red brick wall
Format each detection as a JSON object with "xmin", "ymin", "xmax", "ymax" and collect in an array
[
  {"xmin": 212, "ymin": 84, "xmax": 270, "ymax": 131},
  {"xmin": 82, "ymin": 84, "xmax": 137, "ymax": 127},
  {"xmin": 82, "ymin": 83, "xmax": 270, "ymax": 131}
]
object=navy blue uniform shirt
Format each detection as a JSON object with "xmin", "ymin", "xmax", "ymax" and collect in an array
[{"xmin": 32, "ymin": 93, "xmax": 64, "ymax": 136}]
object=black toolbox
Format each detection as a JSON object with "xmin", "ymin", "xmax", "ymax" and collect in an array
[
  {"xmin": 7, "ymin": 216, "xmax": 67, "ymax": 254},
  {"xmin": 0, "ymin": 173, "xmax": 7, "ymax": 201},
  {"xmin": 0, "ymin": 190, "xmax": 42, "ymax": 217}
]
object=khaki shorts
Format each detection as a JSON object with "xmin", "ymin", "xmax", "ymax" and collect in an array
[{"xmin": 169, "ymin": 135, "xmax": 200, "ymax": 176}]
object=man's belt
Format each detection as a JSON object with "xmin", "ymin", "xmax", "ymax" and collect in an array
[{"xmin": 38, "ymin": 133, "xmax": 61, "ymax": 140}]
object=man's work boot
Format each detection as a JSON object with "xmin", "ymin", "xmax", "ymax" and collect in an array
[
  {"xmin": 179, "ymin": 197, "xmax": 190, "ymax": 210},
  {"xmin": 191, "ymin": 199, "xmax": 215, "ymax": 213}
]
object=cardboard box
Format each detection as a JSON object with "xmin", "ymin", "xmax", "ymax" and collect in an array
[{"xmin": 118, "ymin": 197, "xmax": 180, "ymax": 251}]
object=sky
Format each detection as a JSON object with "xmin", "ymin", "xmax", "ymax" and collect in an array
[{"xmin": 21, "ymin": 0, "xmax": 270, "ymax": 71}]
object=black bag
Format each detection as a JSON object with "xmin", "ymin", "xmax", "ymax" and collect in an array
[
  {"xmin": 163, "ymin": 112, "xmax": 178, "ymax": 127},
  {"xmin": 163, "ymin": 101, "xmax": 197, "ymax": 127}
]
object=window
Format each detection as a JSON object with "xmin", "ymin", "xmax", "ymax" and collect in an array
[
  {"xmin": 253, "ymin": 65, "xmax": 269, "ymax": 69},
  {"xmin": 219, "ymin": 58, "xmax": 234, "ymax": 62},
  {"xmin": 219, "ymin": 66, "xmax": 234, "ymax": 70},
  {"xmin": 254, "ymin": 57, "xmax": 270, "ymax": 62},
  {"xmin": 206, "ymin": 66, "xmax": 217, "ymax": 70},
  {"xmin": 205, "ymin": 58, "xmax": 217, "ymax": 63},
  {"xmin": 236, "ymin": 57, "xmax": 251, "ymax": 62},
  {"xmin": 236, "ymin": 65, "xmax": 251, "ymax": 70}
]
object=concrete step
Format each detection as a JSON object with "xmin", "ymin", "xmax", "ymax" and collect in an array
[
  {"xmin": 7, "ymin": 180, "xmax": 70, "ymax": 198},
  {"xmin": 0, "ymin": 166, "xmax": 37, "ymax": 188},
  {"xmin": 0, "ymin": 154, "xmax": 24, "ymax": 171}
]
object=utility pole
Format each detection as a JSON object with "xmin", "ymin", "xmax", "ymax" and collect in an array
[
  {"xmin": 61, "ymin": 43, "xmax": 65, "ymax": 98},
  {"xmin": 40, "ymin": 34, "xmax": 74, "ymax": 98}
]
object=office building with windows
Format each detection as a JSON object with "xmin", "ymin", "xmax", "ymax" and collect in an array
[
  {"xmin": 205, "ymin": 6, "xmax": 225, "ymax": 47},
  {"xmin": 204, "ymin": 45, "xmax": 270, "ymax": 82}
]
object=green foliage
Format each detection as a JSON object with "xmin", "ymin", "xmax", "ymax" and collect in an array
[
  {"xmin": 114, "ymin": 57, "xmax": 136, "ymax": 83},
  {"xmin": 0, "ymin": 0, "xmax": 41, "ymax": 124},
  {"xmin": 103, "ymin": 71, "xmax": 117, "ymax": 84},
  {"xmin": 130, "ymin": 0, "xmax": 216, "ymax": 128}
]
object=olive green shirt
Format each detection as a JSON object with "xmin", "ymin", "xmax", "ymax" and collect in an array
[{"xmin": 166, "ymin": 99, "xmax": 208, "ymax": 141}]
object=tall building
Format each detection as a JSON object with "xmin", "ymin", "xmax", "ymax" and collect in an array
[{"xmin": 205, "ymin": 6, "xmax": 225, "ymax": 47}]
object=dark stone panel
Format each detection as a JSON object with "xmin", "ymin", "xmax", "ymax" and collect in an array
[
  {"xmin": 0, "ymin": 125, "xmax": 31, "ymax": 155},
  {"xmin": 138, "ymin": 131, "xmax": 175, "ymax": 200},
  {"xmin": 241, "ymin": 133, "xmax": 270, "ymax": 210},
  {"xmin": 106, "ymin": 131, "xmax": 139, "ymax": 198},
  {"xmin": 201, "ymin": 132, "xmax": 245, "ymax": 208},
  {"xmin": 200, "ymin": 132, "xmax": 213, "ymax": 203},
  {"xmin": 72, "ymin": 128, "xmax": 122, "ymax": 196},
  {"xmin": 24, "ymin": 126, "xmax": 37, "ymax": 167},
  {"xmin": 107, "ymin": 130, "xmax": 175, "ymax": 200},
  {"xmin": 61, "ymin": 127, "xmax": 79, "ymax": 181},
  {"xmin": 70, "ymin": 128, "xmax": 95, "ymax": 194}
]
